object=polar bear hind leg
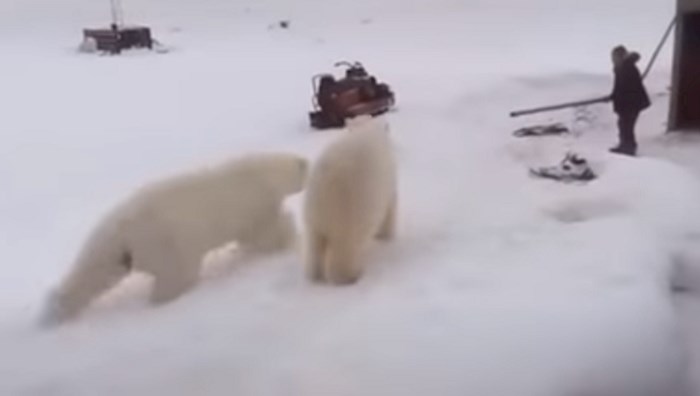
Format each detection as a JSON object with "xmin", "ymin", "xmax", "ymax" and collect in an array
[{"xmin": 40, "ymin": 241, "xmax": 132, "ymax": 327}]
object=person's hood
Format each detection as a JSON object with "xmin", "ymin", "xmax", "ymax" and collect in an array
[
  {"xmin": 625, "ymin": 52, "xmax": 641, "ymax": 64},
  {"xmin": 615, "ymin": 51, "xmax": 641, "ymax": 71}
]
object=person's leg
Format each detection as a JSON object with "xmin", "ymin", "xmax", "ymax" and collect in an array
[
  {"xmin": 612, "ymin": 111, "xmax": 639, "ymax": 155},
  {"xmin": 622, "ymin": 112, "xmax": 639, "ymax": 147},
  {"xmin": 620, "ymin": 111, "xmax": 639, "ymax": 148},
  {"xmin": 616, "ymin": 114, "xmax": 625, "ymax": 147}
]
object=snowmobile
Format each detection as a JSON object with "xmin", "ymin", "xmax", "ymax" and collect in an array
[{"xmin": 308, "ymin": 61, "xmax": 395, "ymax": 130}]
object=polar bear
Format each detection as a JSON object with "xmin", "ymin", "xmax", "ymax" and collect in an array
[
  {"xmin": 303, "ymin": 115, "xmax": 398, "ymax": 285},
  {"xmin": 40, "ymin": 152, "xmax": 308, "ymax": 327}
]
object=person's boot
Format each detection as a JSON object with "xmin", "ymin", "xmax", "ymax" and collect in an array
[{"xmin": 609, "ymin": 143, "xmax": 637, "ymax": 156}]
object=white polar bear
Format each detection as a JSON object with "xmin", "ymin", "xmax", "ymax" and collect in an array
[
  {"xmin": 303, "ymin": 115, "xmax": 398, "ymax": 285},
  {"xmin": 40, "ymin": 152, "xmax": 308, "ymax": 327}
]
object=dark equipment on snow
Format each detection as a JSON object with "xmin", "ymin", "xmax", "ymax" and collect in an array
[
  {"xmin": 309, "ymin": 61, "xmax": 396, "ymax": 129},
  {"xmin": 83, "ymin": 25, "xmax": 153, "ymax": 54},
  {"xmin": 513, "ymin": 122, "xmax": 570, "ymax": 137},
  {"xmin": 81, "ymin": 0, "xmax": 154, "ymax": 54},
  {"xmin": 529, "ymin": 152, "xmax": 596, "ymax": 183}
]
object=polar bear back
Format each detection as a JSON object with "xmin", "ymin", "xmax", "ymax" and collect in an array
[
  {"xmin": 116, "ymin": 152, "xmax": 307, "ymax": 258},
  {"xmin": 305, "ymin": 118, "xmax": 396, "ymax": 241}
]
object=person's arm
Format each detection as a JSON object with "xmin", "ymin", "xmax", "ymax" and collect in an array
[{"xmin": 608, "ymin": 73, "xmax": 620, "ymax": 102}]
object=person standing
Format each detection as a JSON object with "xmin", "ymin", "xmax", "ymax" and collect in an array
[{"xmin": 608, "ymin": 45, "xmax": 651, "ymax": 156}]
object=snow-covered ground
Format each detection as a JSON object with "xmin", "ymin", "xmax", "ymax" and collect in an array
[{"xmin": 4, "ymin": 0, "xmax": 700, "ymax": 395}]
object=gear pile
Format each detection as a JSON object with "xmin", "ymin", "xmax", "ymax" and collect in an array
[
  {"xmin": 529, "ymin": 152, "xmax": 596, "ymax": 182},
  {"xmin": 513, "ymin": 122, "xmax": 569, "ymax": 138}
]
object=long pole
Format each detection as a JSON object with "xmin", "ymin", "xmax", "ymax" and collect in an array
[
  {"xmin": 509, "ymin": 96, "xmax": 610, "ymax": 118},
  {"xmin": 110, "ymin": 0, "xmax": 124, "ymax": 27},
  {"xmin": 642, "ymin": 16, "xmax": 677, "ymax": 79}
]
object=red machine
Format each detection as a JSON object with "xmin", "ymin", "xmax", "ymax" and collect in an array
[{"xmin": 309, "ymin": 61, "xmax": 396, "ymax": 129}]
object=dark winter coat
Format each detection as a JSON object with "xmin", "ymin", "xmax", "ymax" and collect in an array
[{"xmin": 610, "ymin": 52, "xmax": 651, "ymax": 115}]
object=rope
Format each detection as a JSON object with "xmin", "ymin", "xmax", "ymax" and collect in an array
[{"xmin": 642, "ymin": 16, "xmax": 678, "ymax": 79}]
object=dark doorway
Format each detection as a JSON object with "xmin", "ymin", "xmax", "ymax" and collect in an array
[{"xmin": 676, "ymin": 12, "xmax": 700, "ymax": 129}]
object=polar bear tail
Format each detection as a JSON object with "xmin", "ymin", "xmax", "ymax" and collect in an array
[{"xmin": 39, "ymin": 219, "xmax": 132, "ymax": 328}]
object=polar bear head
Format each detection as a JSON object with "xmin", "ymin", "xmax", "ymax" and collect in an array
[{"xmin": 249, "ymin": 152, "xmax": 309, "ymax": 197}]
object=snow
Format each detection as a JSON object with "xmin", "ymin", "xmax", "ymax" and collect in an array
[{"xmin": 2, "ymin": 0, "xmax": 700, "ymax": 395}]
